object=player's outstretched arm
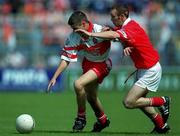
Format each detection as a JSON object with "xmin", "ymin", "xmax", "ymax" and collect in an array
[
  {"xmin": 75, "ymin": 29, "xmax": 120, "ymax": 39},
  {"xmin": 47, "ymin": 60, "xmax": 70, "ymax": 93}
]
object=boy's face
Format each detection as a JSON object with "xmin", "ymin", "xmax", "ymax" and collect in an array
[
  {"xmin": 71, "ymin": 20, "xmax": 88, "ymax": 31},
  {"xmin": 71, "ymin": 21, "xmax": 89, "ymax": 38},
  {"xmin": 71, "ymin": 24, "xmax": 85, "ymax": 31}
]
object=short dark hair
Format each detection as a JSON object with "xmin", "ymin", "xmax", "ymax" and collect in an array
[
  {"xmin": 111, "ymin": 4, "xmax": 129, "ymax": 18},
  {"xmin": 68, "ymin": 11, "xmax": 88, "ymax": 28}
]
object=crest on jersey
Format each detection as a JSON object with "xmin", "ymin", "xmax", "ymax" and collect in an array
[{"xmin": 119, "ymin": 30, "xmax": 127, "ymax": 39}]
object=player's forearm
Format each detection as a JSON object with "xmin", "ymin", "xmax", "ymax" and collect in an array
[
  {"xmin": 91, "ymin": 31, "xmax": 119, "ymax": 39},
  {"xmin": 52, "ymin": 60, "xmax": 69, "ymax": 79}
]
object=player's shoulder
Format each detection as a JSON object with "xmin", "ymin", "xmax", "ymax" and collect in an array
[
  {"xmin": 68, "ymin": 32, "xmax": 81, "ymax": 40},
  {"xmin": 93, "ymin": 23, "xmax": 103, "ymax": 33},
  {"xmin": 65, "ymin": 32, "xmax": 80, "ymax": 45},
  {"xmin": 128, "ymin": 20, "xmax": 145, "ymax": 33},
  {"xmin": 126, "ymin": 20, "xmax": 140, "ymax": 28}
]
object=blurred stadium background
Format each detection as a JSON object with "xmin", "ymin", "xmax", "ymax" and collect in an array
[
  {"xmin": 0, "ymin": 0, "xmax": 179, "ymax": 92},
  {"xmin": 0, "ymin": 0, "xmax": 180, "ymax": 135}
]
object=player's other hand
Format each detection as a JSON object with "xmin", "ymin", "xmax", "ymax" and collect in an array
[
  {"xmin": 47, "ymin": 78, "xmax": 56, "ymax": 93},
  {"xmin": 102, "ymin": 26, "xmax": 112, "ymax": 31},
  {"xmin": 75, "ymin": 29, "xmax": 92, "ymax": 37},
  {"xmin": 123, "ymin": 47, "xmax": 133, "ymax": 56}
]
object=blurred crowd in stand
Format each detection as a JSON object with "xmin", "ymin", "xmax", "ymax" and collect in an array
[{"xmin": 0, "ymin": 0, "xmax": 179, "ymax": 69}]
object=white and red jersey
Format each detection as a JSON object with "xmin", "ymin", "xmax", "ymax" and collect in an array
[
  {"xmin": 115, "ymin": 18, "xmax": 159, "ymax": 69},
  {"xmin": 61, "ymin": 22, "xmax": 111, "ymax": 62}
]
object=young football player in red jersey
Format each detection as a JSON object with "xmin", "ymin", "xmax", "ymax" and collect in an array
[
  {"xmin": 47, "ymin": 11, "xmax": 111, "ymax": 132},
  {"xmin": 76, "ymin": 4, "xmax": 171, "ymax": 134}
]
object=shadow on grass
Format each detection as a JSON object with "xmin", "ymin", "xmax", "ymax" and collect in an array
[{"xmin": 34, "ymin": 130, "xmax": 150, "ymax": 135}]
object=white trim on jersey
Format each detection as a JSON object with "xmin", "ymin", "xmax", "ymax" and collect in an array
[{"xmin": 61, "ymin": 55, "xmax": 77, "ymax": 62}]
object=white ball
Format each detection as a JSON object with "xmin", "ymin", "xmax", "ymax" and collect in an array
[{"xmin": 16, "ymin": 114, "xmax": 35, "ymax": 134}]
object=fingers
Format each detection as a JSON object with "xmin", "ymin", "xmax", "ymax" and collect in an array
[
  {"xmin": 102, "ymin": 26, "xmax": 111, "ymax": 31},
  {"xmin": 75, "ymin": 29, "xmax": 91, "ymax": 36},
  {"xmin": 46, "ymin": 83, "xmax": 52, "ymax": 93},
  {"xmin": 46, "ymin": 78, "xmax": 57, "ymax": 93},
  {"xmin": 46, "ymin": 81, "xmax": 54, "ymax": 93},
  {"xmin": 75, "ymin": 29, "xmax": 84, "ymax": 33},
  {"xmin": 123, "ymin": 49, "xmax": 129, "ymax": 56},
  {"xmin": 124, "ymin": 47, "xmax": 133, "ymax": 56}
]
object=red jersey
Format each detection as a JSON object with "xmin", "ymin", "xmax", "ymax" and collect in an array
[{"xmin": 116, "ymin": 18, "xmax": 159, "ymax": 69}]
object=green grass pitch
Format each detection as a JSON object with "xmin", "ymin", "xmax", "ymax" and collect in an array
[{"xmin": 0, "ymin": 90, "xmax": 179, "ymax": 136}]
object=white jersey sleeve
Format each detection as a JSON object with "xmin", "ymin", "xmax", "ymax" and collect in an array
[{"xmin": 61, "ymin": 33, "xmax": 80, "ymax": 62}]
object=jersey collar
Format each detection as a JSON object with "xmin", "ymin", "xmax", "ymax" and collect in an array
[
  {"xmin": 122, "ymin": 17, "xmax": 131, "ymax": 27},
  {"xmin": 80, "ymin": 21, "xmax": 93, "ymax": 41}
]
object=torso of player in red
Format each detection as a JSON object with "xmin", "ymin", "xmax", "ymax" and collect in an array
[{"xmin": 116, "ymin": 18, "xmax": 159, "ymax": 69}]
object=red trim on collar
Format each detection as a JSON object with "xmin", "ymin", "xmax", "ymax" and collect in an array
[{"xmin": 87, "ymin": 21, "xmax": 93, "ymax": 32}]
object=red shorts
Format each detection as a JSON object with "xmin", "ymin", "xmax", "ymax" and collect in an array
[{"xmin": 82, "ymin": 58, "xmax": 112, "ymax": 84}]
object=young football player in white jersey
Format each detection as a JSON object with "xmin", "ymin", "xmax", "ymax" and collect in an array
[{"xmin": 47, "ymin": 11, "xmax": 111, "ymax": 132}]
